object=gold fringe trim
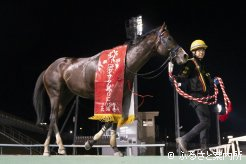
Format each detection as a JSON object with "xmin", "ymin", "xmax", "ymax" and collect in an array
[
  {"xmin": 89, "ymin": 114, "xmax": 135, "ymax": 127},
  {"xmin": 89, "ymin": 114, "xmax": 122, "ymax": 122},
  {"xmin": 117, "ymin": 115, "xmax": 135, "ymax": 127}
]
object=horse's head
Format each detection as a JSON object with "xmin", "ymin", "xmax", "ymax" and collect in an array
[{"xmin": 155, "ymin": 23, "xmax": 188, "ymax": 65}]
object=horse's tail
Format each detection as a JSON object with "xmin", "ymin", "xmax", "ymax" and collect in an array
[{"xmin": 33, "ymin": 71, "xmax": 47, "ymax": 125}]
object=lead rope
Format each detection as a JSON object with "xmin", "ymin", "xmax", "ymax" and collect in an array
[
  {"xmin": 216, "ymin": 77, "xmax": 232, "ymax": 121},
  {"xmin": 168, "ymin": 62, "xmax": 232, "ymax": 122},
  {"xmin": 127, "ymin": 80, "xmax": 153, "ymax": 109}
]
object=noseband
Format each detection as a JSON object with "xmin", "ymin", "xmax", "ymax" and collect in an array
[
  {"xmin": 126, "ymin": 31, "xmax": 181, "ymax": 79},
  {"xmin": 157, "ymin": 30, "xmax": 181, "ymax": 61}
]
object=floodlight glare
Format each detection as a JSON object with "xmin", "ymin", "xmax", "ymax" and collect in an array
[
  {"xmin": 136, "ymin": 15, "xmax": 143, "ymax": 36},
  {"xmin": 216, "ymin": 104, "xmax": 222, "ymax": 113},
  {"xmin": 125, "ymin": 15, "xmax": 143, "ymax": 40}
]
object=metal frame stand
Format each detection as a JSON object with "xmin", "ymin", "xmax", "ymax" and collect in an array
[
  {"xmin": 216, "ymin": 113, "xmax": 221, "ymax": 145},
  {"xmin": 73, "ymin": 96, "xmax": 79, "ymax": 155},
  {"xmin": 174, "ymin": 88, "xmax": 181, "ymax": 155}
]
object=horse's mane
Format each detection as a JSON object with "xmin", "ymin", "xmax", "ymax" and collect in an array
[{"xmin": 125, "ymin": 26, "xmax": 161, "ymax": 49}]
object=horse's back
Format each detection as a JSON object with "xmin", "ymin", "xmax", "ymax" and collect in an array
[
  {"xmin": 44, "ymin": 56, "xmax": 99, "ymax": 99},
  {"xmin": 44, "ymin": 57, "xmax": 90, "ymax": 78}
]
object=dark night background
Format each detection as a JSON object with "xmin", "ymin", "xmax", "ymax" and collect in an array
[{"xmin": 0, "ymin": 0, "xmax": 245, "ymax": 144}]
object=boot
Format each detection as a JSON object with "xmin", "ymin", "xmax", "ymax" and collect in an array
[{"xmin": 176, "ymin": 137, "xmax": 188, "ymax": 154}]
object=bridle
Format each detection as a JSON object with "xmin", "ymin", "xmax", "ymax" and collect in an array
[{"xmin": 126, "ymin": 29, "xmax": 181, "ymax": 79}]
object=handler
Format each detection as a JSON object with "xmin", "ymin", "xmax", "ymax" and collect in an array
[{"xmin": 173, "ymin": 39, "xmax": 215, "ymax": 155}]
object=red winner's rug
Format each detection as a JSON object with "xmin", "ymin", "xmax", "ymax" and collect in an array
[{"xmin": 89, "ymin": 45, "xmax": 130, "ymax": 125}]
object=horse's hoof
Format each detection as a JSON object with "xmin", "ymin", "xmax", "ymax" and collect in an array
[
  {"xmin": 114, "ymin": 151, "xmax": 124, "ymax": 157},
  {"xmin": 43, "ymin": 152, "xmax": 50, "ymax": 156},
  {"xmin": 58, "ymin": 149, "xmax": 66, "ymax": 155},
  {"xmin": 85, "ymin": 141, "xmax": 92, "ymax": 150}
]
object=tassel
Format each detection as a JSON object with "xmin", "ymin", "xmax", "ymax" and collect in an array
[
  {"xmin": 219, "ymin": 102, "xmax": 232, "ymax": 122},
  {"xmin": 227, "ymin": 102, "xmax": 232, "ymax": 113},
  {"xmin": 219, "ymin": 114, "xmax": 228, "ymax": 122}
]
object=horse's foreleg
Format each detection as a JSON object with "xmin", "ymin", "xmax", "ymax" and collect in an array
[
  {"xmin": 85, "ymin": 122, "xmax": 111, "ymax": 150},
  {"xmin": 54, "ymin": 123, "xmax": 66, "ymax": 155},
  {"xmin": 110, "ymin": 123, "xmax": 123, "ymax": 157}
]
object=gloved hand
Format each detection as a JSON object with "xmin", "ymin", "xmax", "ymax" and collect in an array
[{"xmin": 213, "ymin": 78, "xmax": 219, "ymax": 85}]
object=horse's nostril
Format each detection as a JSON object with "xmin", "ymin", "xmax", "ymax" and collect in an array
[{"xmin": 184, "ymin": 54, "xmax": 189, "ymax": 60}]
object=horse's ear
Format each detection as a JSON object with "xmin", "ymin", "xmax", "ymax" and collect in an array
[
  {"xmin": 162, "ymin": 22, "xmax": 167, "ymax": 30},
  {"xmin": 159, "ymin": 22, "xmax": 167, "ymax": 33}
]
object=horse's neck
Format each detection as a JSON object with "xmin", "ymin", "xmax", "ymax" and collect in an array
[{"xmin": 126, "ymin": 34, "xmax": 157, "ymax": 72}]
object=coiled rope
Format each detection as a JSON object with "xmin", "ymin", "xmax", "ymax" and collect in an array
[{"xmin": 169, "ymin": 72, "xmax": 232, "ymax": 122}]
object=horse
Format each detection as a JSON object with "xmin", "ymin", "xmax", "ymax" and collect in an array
[{"xmin": 33, "ymin": 22, "xmax": 188, "ymax": 156}]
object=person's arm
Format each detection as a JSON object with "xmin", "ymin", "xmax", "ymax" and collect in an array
[
  {"xmin": 205, "ymin": 72, "xmax": 213, "ymax": 86},
  {"xmin": 203, "ymin": 64, "xmax": 215, "ymax": 87},
  {"xmin": 176, "ymin": 61, "xmax": 194, "ymax": 82}
]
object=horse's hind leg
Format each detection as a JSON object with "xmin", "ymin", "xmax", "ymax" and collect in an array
[
  {"xmin": 110, "ymin": 123, "xmax": 123, "ymax": 157},
  {"xmin": 52, "ymin": 95, "xmax": 73, "ymax": 155},
  {"xmin": 43, "ymin": 108, "xmax": 58, "ymax": 156},
  {"xmin": 43, "ymin": 123, "xmax": 53, "ymax": 156},
  {"xmin": 54, "ymin": 123, "xmax": 66, "ymax": 155},
  {"xmin": 44, "ymin": 97, "xmax": 67, "ymax": 156},
  {"xmin": 85, "ymin": 122, "xmax": 112, "ymax": 150}
]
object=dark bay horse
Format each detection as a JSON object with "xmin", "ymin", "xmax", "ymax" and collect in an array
[{"xmin": 33, "ymin": 23, "xmax": 188, "ymax": 156}]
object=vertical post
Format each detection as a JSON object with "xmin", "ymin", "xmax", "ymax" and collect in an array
[
  {"xmin": 133, "ymin": 76, "xmax": 138, "ymax": 114},
  {"xmin": 73, "ymin": 96, "xmax": 79, "ymax": 155},
  {"xmin": 30, "ymin": 147, "xmax": 32, "ymax": 155},
  {"xmin": 96, "ymin": 122, "xmax": 100, "ymax": 155},
  {"xmin": 160, "ymin": 146, "xmax": 164, "ymax": 156},
  {"xmin": 125, "ymin": 15, "xmax": 142, "ymax": 156},
  {"xmin": 174, "ymin": 88, "xmax": 181, "ymax": 155},
  {"xmin": 215, "ymin": 104, "xmax": 222, "ymax": 146},
  {"xmin": 128, "ymin": 147, "xmax": 132, "ymax": 156},
  {"xmin": 216, "ymin": 114, "xmax": 221, "ymax": 145}
]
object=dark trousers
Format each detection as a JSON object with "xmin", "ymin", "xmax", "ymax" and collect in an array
[{"xmin": 182, "ymin": 102, "xmax": 211, "ymax": 149}]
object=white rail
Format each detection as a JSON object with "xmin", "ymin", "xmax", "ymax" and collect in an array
[
  {"xmin": 188, "ymin": 136, "xmax": 246, "ymax": 155},
  {"xmin": 228, "ymin": 136, "xmax": 246, "ymax": 155},
  {"xmin": 0, "ymin": 143, "xmax": 165, "ymax": 156}
]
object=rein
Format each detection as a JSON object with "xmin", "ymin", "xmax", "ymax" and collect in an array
[
  {"xmin": 139, "ymin": 52, "xmax": 176, "ymax": 79},
  {"xmin": 168, "ymin": 63, "xmax": 232, "ymax": 121}
]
